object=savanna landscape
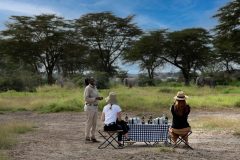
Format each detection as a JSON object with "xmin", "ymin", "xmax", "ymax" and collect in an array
[
  {"xmin": 0, "ymin": 0, "xmax": 240, "ymax": 159},
  {"xmin": 0, "ymin": 84, "xmax": 240, "ymax": 160}
]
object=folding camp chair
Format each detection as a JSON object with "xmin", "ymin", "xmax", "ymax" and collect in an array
[
  {"xmin": 169, "ymin": 130, "xmax": 193, "ymax": 150},
  {"xmin": 98, "ymin": 130, "xmax": 124, "ymax": 149}
]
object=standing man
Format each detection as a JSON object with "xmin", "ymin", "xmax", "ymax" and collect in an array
[{"xmin": 84, "ymin": 77, "xmax": 103, "ymax": 142}]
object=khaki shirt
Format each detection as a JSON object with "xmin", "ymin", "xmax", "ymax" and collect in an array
[{"xmin": 84, "ymin": 84, "xmax": 99, "ymax": 106}]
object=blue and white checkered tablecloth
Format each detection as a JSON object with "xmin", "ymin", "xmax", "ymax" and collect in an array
[{"xmin": 125, "ymin": 124, "xmax": 169, "ymax": 142}]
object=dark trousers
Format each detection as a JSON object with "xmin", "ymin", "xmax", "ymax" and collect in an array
[{"xmin": 104, "ymin": 121, "xmax": 129, "ymax": 141}]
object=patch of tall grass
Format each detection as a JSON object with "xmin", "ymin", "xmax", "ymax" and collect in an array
[
  {"xmin": 0, "ymin": 84, "xmax": 240, "ymax": 112},
  {"xmin": 0, "ymin": 121, "xmax": 34, "ymax": 160},
  {"xmin": 0, "ymin": 122, "xmax": 34, "ymax": 149},
  {"xmin": 191, "ymin": 116, "xmax": 240, "ymax": 136},
  {"xmin": 0, "ymin": 152, "xmax": 8, "ymax": 160},
  {"xmin": 35, "ymin": 98, "xmax": 83, "ymax": 113}
]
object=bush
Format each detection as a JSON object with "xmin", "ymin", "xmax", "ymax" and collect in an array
[
  {"xmin": 85, "ymin": 72, "xmax": 110, "ymax": 89},
  {"xmin": 70, "ymin": 75, "xmax": 86, "ymax": 87},
  {"xmin": 0, "ymin": 70, "xmax": 41, "ymax": 92},
  {"xmin": 234, "ymin": 101, "xmax": 240, "ymax": 108},
  {"xmin": 138, "ymin": 74, "xmax": 155, "ymax": 86}
]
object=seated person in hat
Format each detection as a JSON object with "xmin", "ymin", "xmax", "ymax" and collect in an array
[
  {"xmin": 169, "ymin": 91, "xmax": 191, "ymax": 144},
  {"xmin": 101, "ymin": 92, "xmax": 132, "ymax": 146}
]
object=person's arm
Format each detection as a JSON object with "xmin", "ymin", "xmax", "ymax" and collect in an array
[
  {"xmin": 117, "ymin": 111, "xmax": 122, "ymax": 121},
  {"xmin": 84, "ymin": 87, "xmax": 97, "ymax": 103},
  {"xmin": 186, "ymin": 105, "xmax": 191, "ymax": 115},
  {"xmin": 101, "ymin": 112, "xmax": 105, "ymax": 122},
  {"xmin": 170, "ymin": 105, "xmax": 174, "ymax": 115}
]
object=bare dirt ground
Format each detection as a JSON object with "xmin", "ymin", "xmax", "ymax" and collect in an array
[{"xmin": 1, "ymin": 110, "xmax": 240, "ymax": 160}]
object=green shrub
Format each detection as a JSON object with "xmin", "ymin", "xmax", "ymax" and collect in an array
[
  {"xmin": 138, "ymin": 74, "xmax": 155, "ymax": 86},
  {"xmin": 70, "ymin": 75, "xmax": 86, "ymax": 87},
  {"xmin": 86, "ymin": 72, "xmax": 110, "ymax": 89},
  {"xmin": 234, "ymin": 101, "xmax": 240, "ymax": 108},
  {"xmin": 36, "ymin": 98, "xmax": 83, "ymax": 113},
  {"xmin": 229, "ymin": 81, "xmax": 240, "ymax": 87},
  {"xmin": 0, "ymin": 70, "xmax": 41, "ymax": 92}
]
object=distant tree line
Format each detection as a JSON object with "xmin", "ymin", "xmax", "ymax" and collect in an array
[{"xmin": 0, "ymin": 0, "xmax": 239, "ymax": 90}]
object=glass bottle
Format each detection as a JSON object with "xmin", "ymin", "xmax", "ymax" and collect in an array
[
  {"xmin": 125, "ymin": 114, "xmax": 128, "ymax": 123},
  {"xmin": 142, "ymin": 115, "xmax": 145, "ymax": 124},
  {"xmin": 148, "ymin": 115, "xmax": 153, "ymax": 124},
  {"xmin": 162, "ymin": 114, "xmax": 167, "ymax": 124}
]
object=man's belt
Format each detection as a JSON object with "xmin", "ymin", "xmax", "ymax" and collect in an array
[{"xmin": 86, "ymin": 103, "xmax": 98, "ymax": 106}]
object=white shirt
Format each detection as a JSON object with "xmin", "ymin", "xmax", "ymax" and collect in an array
[{"xmin": 103, "ymin": 104, "xmax": 122, "ymax": 125}]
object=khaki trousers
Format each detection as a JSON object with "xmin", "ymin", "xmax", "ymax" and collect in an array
[
  {"xmin": 85, "ymin": 105, "xmax": 98, "ymax": 139},
  {"xmin": 169, "ymin": 127, "xmax": 191, "ymax": 143}
]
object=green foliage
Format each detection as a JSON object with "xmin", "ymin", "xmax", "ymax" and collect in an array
[
  {"xmin": 69, "ymin": 75, "xmax": 86, "ymax": 87},
  {"xmin": 88, "ymin": 72, "xmax": 110, "ymax": 89},
  {"xmin": 229, "ymin": 81, "xmax": 240, "ymax": 87},
  {"xmin": 75, "ymin": 12, "xmax": 142, "ymax": 75},
  {"xmin": 138, "ymin": 74, "xmax": 155, "ymax": 86},
  {"xmin": 123, "ymin": 30, "xmax": 166, "ymax": 79},
  {"xmin": 213, "ymin": 0, "xmax": 240, "ymax": 66},
  {"xmin": 234, "ymin": 101, "xmax": 240, "ymax": 108},
  {"xmin": 0, "ymin": 70, "xmax": 41, "ymax": 92},
  {"xmin": 0, "ymin": 84, "xmax": 240, "ymax": 113},
  {"xmin": 163, "ymin": 28, "xmax": 212, "ymax": 85},
  {"xmin": 213, "ymin": 1, "xmax": 240, "ymax": 44},
  {"xmin": 1, "ymin": 14, "xmax": 84, "ymax": 84},
  {"xmin": 0, "ymin": 53, "xmax": 41, "ymax": 92}
]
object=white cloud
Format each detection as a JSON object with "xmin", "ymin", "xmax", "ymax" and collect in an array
[
  {"xmin": 80, "ymin": 0, "xmax": 169, "ymax": 30},
  {"xmin": 0, "ymin": 0, "xmax": 59, "ymax": 15},
  {"xmin": 135, "ymin": 15, "xmax": 169, "ymax": 30}
]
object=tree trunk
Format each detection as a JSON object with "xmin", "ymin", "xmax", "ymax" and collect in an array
[
  {"xmin": 147, "ymin": 68, "xmax": 155, "ymax": 86},
  {"xmin": 182, "ymin": 70, "xmax": 190, "ymax": 86},
  {"xmin": 47, "ymin": 70, "xmax": 54, "ymax": 85}
]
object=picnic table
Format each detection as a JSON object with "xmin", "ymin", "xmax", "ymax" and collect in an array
[{"xmin": 124, "ymin": 124, "xmax": 170, "ymax": 145}]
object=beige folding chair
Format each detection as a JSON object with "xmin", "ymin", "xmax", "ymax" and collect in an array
[{"xmin": 169, "ymin": 129, "xmax": 193, "ymax": 150}]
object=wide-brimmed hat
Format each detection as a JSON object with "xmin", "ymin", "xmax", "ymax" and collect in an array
[
  {"xmin": 105, "ymin": 92, "xmax": 117, "ymax": 104},
  {"xmin": 174, "ymin": 91, "xmax": 188, "ymax": 100}
]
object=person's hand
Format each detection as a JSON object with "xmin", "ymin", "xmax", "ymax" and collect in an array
[{"xmin": 96, "ymin": 97, "xmax": 103, "ymax": 100}]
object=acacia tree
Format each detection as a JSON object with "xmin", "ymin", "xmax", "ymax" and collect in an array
[
  {"xmin": 123, "ymin": 30, "xmax": 166, "ymax": 80},
  {"xmin": 213, "ymin": 37, "xmax": 237, "ymax": 73},
  {"xmin": 162, "ymin": 28, "xmax": 212, "ymax": 85},
  {"xmin": 213, "ymin": 0, "xmax": 240, "ymax": 67},
  {"xmin": 75, "ymin": 12, "xmax": 142, "ymax": 76},
  {"xmin": 2, "ymin": 14, "xmax": 78, "ymax": 84}
]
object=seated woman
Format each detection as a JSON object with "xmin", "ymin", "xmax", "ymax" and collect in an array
[
  {"xmin": 101, "ymin": 92, "xmax": 131, "ymax": 146},
  {"xmin": 169, "ymin": 91, "xmax": 191, "ymax": 144}
]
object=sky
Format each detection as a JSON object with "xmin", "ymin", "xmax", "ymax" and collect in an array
[{"xmin": 0, "ymin": 0, "xmax": 230, "ymax": 74}]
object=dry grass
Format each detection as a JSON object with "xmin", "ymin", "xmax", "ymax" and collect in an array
[
  {"xmin": 0, "ymin": 121, "xmax": 34, "ymax": 149},
  {"xmin": 0, "ymin": 121, "xmax": 34, "ymax": 160},
  {"xmin": 0, "ymin": 151, "xmax": 8, "ymax": 160},
  {"xmin": 191, "ymin": 116, "xmax": 240, "ymax": 136}
]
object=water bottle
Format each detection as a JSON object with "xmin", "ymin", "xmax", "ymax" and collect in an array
[
  {"xmin": 148, "ymin": 115, "xmax": 153, "ymax": 124},
  {"xmin": 125, "ymin": 114, "xmax": 128, "ymax": 123},
  {"xmin": 162, "ymin": 114, "xmax": 167, "ymax": 124},
  {"xmin": 142, "ymin": 115, "xmax": 145, "ymax": 124},
  {"xmin": 165, "ymin": 116, "xmax": 168, "ymax": 124}
]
